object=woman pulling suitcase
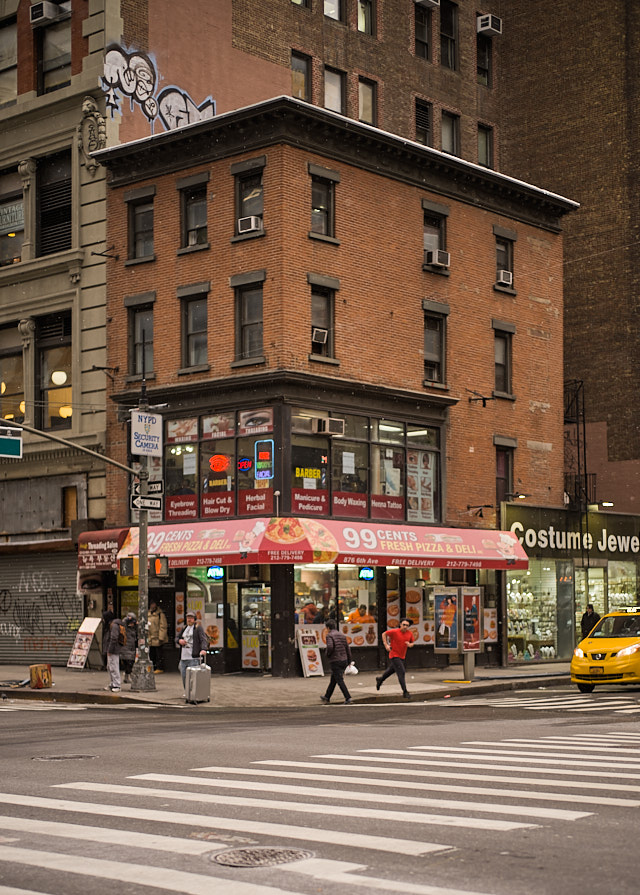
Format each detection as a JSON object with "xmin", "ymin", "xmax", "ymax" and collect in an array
[{"xmin": 176, "ymin": 611, "xmax": 209, "ymax": 701}]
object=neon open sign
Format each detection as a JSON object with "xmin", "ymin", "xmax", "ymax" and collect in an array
[{"xmin": 254, "ymin": 439, "xmax": 274, "ymax": 480}]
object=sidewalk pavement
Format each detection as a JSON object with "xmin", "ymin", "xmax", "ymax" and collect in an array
[{"xmin": 0, "ymin": 661, "xmax": 571, "ymax": 708}]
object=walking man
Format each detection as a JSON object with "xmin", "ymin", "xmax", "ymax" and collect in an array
[
  {"xmin": 376, "ymin": 617, "xmax": 416, "ymax": 699},
  {"xmin": 581, "ymin": 604, "xmax": 601, "ymax": 639},
  {"xmin": 320, "ymin": 619, "xmax": 353, "ymax": 705}
]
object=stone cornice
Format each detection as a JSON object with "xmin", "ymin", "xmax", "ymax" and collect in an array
[{"xmin": 95, "ymin": 96, "xmax": 578, "ymax": 232}]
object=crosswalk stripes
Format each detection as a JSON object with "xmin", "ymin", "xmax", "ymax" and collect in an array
[
  {"xmin": 0, "ymin": 732, "xmax": 639, "ymax": 895},
  {"xmin": 441, "ymin": 692, "xmax": 640, "ymax": 714}
]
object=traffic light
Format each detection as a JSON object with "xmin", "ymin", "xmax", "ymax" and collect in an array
[
  {"xmin": 153, "ymin": 555, "xmax": 169, "ymax": 576},
  {"xmin": 119, "ymin": 557, "xmax": 139, "ymax": 577}
]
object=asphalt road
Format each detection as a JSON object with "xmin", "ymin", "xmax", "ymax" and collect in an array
[{"xmin": 1, "ymin": 687, "xmax": 640, "ymax": 895}]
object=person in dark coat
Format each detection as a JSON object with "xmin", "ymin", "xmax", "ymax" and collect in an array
[
  {"xmin": 320, "ymin": 618, "xmax": 353, "ymax": 705},
  {"xmin": 119, "ymin": 612, "xmax": 138, "ymax": 684},
  {"xmin": 581, "ymin": 604, "xmax": 601, "ymax": 639},
  {"xmin": 104, "ymin": 616, "xmax": 124, "ymax": 692},
  {"xmin": 175, "ymin": 610, "xmax": 209, "ymax": 693},
  {"xmin": 101, "ymin": 608, "xmax": 114, "ymax": 670}
]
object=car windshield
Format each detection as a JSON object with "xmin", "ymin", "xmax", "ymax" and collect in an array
[{"xmin": 590, "ymin": 615, "xmax": 640, "ymax": 638}]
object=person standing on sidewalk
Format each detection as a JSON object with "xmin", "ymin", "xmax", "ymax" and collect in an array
[
  {"xmin": 175, "ymin": 611, "xmax": 208, "ymax": 694},
  {"xmin": 148, "ymin": 601, "xmax": 168, "ymax": 673},
  {"xmin": 320, "ymin": 619, "xmax": 353, "ymax": 705},
  {"xmin": 119, "ymin": 612, "xmax": 138, "ymax": 684},
  {"xmin": 104, "ymin": 616, "xmax": 125, "ymax": 692},
  {"xmin": 376, "ymin": 618, "xmax": 416, "ymax": 699}
]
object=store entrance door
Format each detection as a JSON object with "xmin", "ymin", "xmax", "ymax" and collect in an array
[{"xmin": 239, "ymin": 584, "xmax": 271, "ymax": 671}]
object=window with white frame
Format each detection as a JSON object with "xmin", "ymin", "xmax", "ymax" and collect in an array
[
  {"xmin": 179, "ymin": 283, "xmax": 209, "ymax": 368},
  {"xmin": 0, "ymin": 17, "xmax": 17, "ymax": 106},
  {"xmin": 324, "ymin": 66, "xmax": 345, "ymax": 114}
]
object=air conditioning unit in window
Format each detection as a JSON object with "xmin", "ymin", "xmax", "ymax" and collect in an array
[
  {"xmin": 312, "ymin": 418, "xmax": 345, "ymax": 436},
  {"xmin": 311, "ymin": 327, "xmax": 329, "ymax": 345},
  {"xmin": 477, "ymin": 14, "xmax": 502, "ymax": 35},
  {"xmin": 292, "ymin": 415, "xmax": 314, "ymax": 434},
  {"xmin": 496, "ymin": 269, "xmax": 513, "ymax": 287},
  {"xmin": 415, "ymin": 0, "xmax": 440, "ymax": 7},
  {"xmin": 237, "ymin": 216, "xmax": 263, "ymax": 234},
  {"xmin": 30, "ymin": 1, "xmax": 60, "ymax": 24},
  {"xmin": 425, "ymin": 249, "xmax": 450, "ymax": 269}
]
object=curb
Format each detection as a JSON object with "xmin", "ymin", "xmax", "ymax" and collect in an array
[{"xmin": 0, "ymin": 674, "xmax": 570, "ymax": 708}]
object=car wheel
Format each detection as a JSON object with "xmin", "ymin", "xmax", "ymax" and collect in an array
[{"xmin": 577, "ymin": 683, "xmax": 595, "ymax": 693}]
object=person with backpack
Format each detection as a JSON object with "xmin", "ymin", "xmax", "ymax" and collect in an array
[
  {"xmin": 104, "ymin": 616, "xmax": 126, "ymax": 692},
  {"xmin": 119, "ymin": 612, "xmax": 139, "ymax": 684}
]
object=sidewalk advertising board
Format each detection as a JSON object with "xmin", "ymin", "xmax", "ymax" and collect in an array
[
  {"xmin": 296, "ymin": 628, "xmax": 324, "ymax": 678},
  {"xmin": 434, "ymin": 587, "xmax": 460, "ymax": 652},
  {"xmin": 461, "ymin": 587, "xmax": 483, "ymax": 652},
  {"xmin": 67, "ymin": 617, "xmax": 102, "ymax": 669}
]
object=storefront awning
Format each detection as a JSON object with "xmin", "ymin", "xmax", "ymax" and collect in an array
[
  {"xmin": 78, "ymin": 528, "xmax": 130, "ymax": 570},
  {"xmin": 117, "ymin": 517, "xmax": 528, "ymax": 570}
]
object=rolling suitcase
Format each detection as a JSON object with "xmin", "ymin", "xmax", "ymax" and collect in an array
[{"xmin": 185, "ymin": 656, "xmax": 211, "ymax": 704}]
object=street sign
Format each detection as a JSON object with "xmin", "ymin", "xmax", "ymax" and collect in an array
[
  {"xmin": 0, "ymin": 427, "xmax": 22, "ymax": 459},
  {"xmin": 129, "ymin": 494, "xmax": 163, "ymax": 511},
  {"xmin": 132, "ymin": 479, "xmax": 164, "ymax": 495},
  {"xmin": 130, "ymin": 409, "xmax": 163, "ymax": 458}
]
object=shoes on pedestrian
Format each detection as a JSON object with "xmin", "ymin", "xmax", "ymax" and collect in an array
[
  {"xmin": 123, "ymin": 673, "xmax": 130, "ymax": 683},
  {"xmin": 375, "ymin": 676, "xmax": 383, "ymax": 691},
  {"xmin": 320, "ymin": 695, "xmax": 330, "ymax": 704},
  {"xmin": 344, "ymin": 699, "xmax": 353, "ymax": 704},
  {"xmin": 111, "ymin": 687, "xmax": 121, "ymax": 693},
  {"xmin": 154, "ymin": 669, "xmax": 164, "ymax": 674},
  {"xmin": 103, "ymin": 685, "xmax": 112, "ymax": 690},
  {"xmin": 403, "ymin": 691, "xmax": 411, "ymax": 700}
]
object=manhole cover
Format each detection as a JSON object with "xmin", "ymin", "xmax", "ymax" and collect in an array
[
  {"xmin": 32, "ymin": 755, "xmax": 96, "ymax": 762},
  {"xmin": 212, "ymin": 846, "xmax": 314, "ymax": 868}
]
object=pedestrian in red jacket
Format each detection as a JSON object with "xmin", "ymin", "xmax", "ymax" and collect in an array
[{"xmin": 376, "ymin": 618, "xmax": 415, "ymax": 699}]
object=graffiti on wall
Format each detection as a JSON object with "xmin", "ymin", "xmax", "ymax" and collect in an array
[
  {"xmin": 102, "ymin": 46, "xmax": 215, "ymax": 132},
  {"xmin": 0, "ymin": 572, "xmax": 81, "ymax": 656}
]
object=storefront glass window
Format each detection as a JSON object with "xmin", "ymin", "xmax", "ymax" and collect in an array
[
  {"xmin": 165, "ymin": 443, "xmax": 198, "ymax": 519},
  {"xmin": 507, "ymin": 560, "xmax": 562, "ymax": 661},
  {"xmin": 406, "ymin": 448, "xmax": 438, "ymax": 523},
  {"xmin": 332, "ymin": 440, "xmax": 369, "ymax": 517},
  {"xmin": 237, "ymin": 435, "xmax": 273, "ymax": 515},
  {"xmin": 574, "ymin": 566, "xmax": 605, "ymax": 622},
  {"xmin": 371, "ymin": 418, "xmax": 405, "ymax": 444},
  {"xmin": 200, "ymin": 438, "xmax": 235, "ymax": 518},
  {"xmin": 338, "ymin": 565, "xmax": 378, "ymax": 645},
  {"xmin": 291, "ymin": 435, "xmax": 329, "ymax": 515},
  {"xmin": 371, "ymin": 445, "xmax": 404, "ymax": 520},
  {"xmin": 294, "ymin": 564, "xmax": 336, "ymax": 624},
  {"xmin": 607, "ymin": 561, "xmax": 637, "ymax": 611},
  {"xmin": 342, "ymin": 413, "xmax": 369, "ymax": 440}
]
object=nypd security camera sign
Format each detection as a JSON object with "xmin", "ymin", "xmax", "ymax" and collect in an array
[{"xmin": 130, "ymin": 410, "xmax": 163, "ymax": 458}]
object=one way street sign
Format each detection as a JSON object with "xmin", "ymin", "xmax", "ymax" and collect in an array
[
  {"xmin": 132, "ymin": 479, "xmax": 164, "ymax": 495},
  {"xmin": 129, "ymin": 494, "xmax": 163, "ymax": 511}
]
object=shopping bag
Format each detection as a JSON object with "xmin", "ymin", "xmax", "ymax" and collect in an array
[
  {"xmin": 345, "ymin": 662, "xmax": 358, "ymax": 675},
  {"xmin": 438, "ymin": 623, "xmax": 446, "ymax": 635}
]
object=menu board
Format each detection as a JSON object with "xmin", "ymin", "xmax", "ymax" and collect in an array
[
  {"xmin": 462, "ymin": 587, "xmax": 482, "ymax": 652},
  {"xmin": 484, "ymin": 607, "xmax": 498, "ymax": 643},
  {"xmin": 339, "ymin": 622, "xmax": 378, "ymax": 647},
  {"xmin": 296, "ymin": 628, "xmax": 324, "ymax": 677},
  {"xmin": 406, "ymin": 449, "xmax": 436, "ymax": 523},
  {"xmin": 67, "ymin": 616, "xmax": 101, "ymax": 669}
]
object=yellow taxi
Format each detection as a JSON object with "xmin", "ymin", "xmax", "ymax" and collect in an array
[{"xmin": 571, "ymin": 608, "xmax": 640, "ymax": 693}]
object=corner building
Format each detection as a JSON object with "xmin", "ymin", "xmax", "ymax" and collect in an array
[{"xmin": 97, "ymin": 96, "xmax": 574, "ymax": 676}]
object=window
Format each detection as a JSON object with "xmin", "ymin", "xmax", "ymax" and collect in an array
[
  {"xmin": 415, "ymin": 5, "xmax": 431, "ymax": 60},
  {"xmin": 236, "ymin": 285, "xmax": 263, "ymax": 361},
  {"xmin": 324, "ymin": 67, "xmax": 345, "ymax": 114},
  {"xmin": 0, "ymin": 326, "xmax": 24, "ymax": 423},
  {"xmin": 496, "ymin": 236, "xmax": 514, "ymax": 283},
  {"xmin": 37, "ymin": 312, "xmax": 72, "ymax": 430},
  {"xmin": 324, "ymin": 0, "xmax": 342, "ymax": 21},
  {"xmin": 0, "ymin": 168, "xmax": 23, "ymax": 266},
  {"xmin": 415, "ymin": 100, "xmax": 432, "ymax": 146},
  {"xmin": 179, "ymin": 284, "xmax": 209, "ymax": 368},
  {"xmin": 133, "ymin": 306, "xmax": 154, "ymax": 376},
  {"xmin": 311, "ymin": 287, "xmax": 334, "ymax": 358},
  {"xmin": 35, "ymin": 14, "xmax": 72, "ymax": 95},
  {"xmin": 478, "ymin": 124, "xmax": 493, "ymax": 168},
  {"xmin": 291, "ymin": 51, "xmax": 311, "ymax": 101},
  {"xmin": 232, "ymin": 156, "xmax": 266, "ymax": 236},
  {"xmin": 422, "ymin": 200, "xmax": 448, "ymax": 265},
  {"xmin": 441, "ymin": 111, "xmax": 460, "ymax": 155},
  {"xmin": 37, "ymin": 151, "xmax": 72, "ymax": 257},
  {"xmin": 180, "ymin": 184, "xmax": 207, "ymax": 248},
  {"xmin": 0, "ymin": 17, "xmax": 17, "ymax": 106},
  {"xmin": 477, "ymin": 33, "xmax": 492, "ymax": 86},
  {"xmin": 440, "ymin": 0, "xmax": 458, "ymax": 70},
  {"xmin": 493, "ymin": 321, "xmax": 515, "ymax": 395},
  {"xmin": 358, "ymin": 0, "xmax": 374, "ymax": 35},
  {"xmin": 311, "ymin": 177, "xmax": 335, "ymax": 237},
  {"xmin": 291, "ymin": 0, "xmax": 309, "ymax": 5},
  {"xmin": 422, "ymin": 300, "xmax": 449, "ymax": 384},
  {"xmin": 496, "ymin": 445, "xmax": 514, "ymax": 506},
  {"xmin": 358, "ymin": 78, "xmax": 376, "ymax": 125}
]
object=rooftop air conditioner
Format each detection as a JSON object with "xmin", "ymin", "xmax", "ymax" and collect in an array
[
  {"xmin": 311, "ymin": 327, "xmax": 329, "ymax": 344},
  {"xmin": 237, "ymin": 216, "xmax": 262, "ymax": 234},
  {"xmin": 30, "ymin": 1, "xmax": 60, "ymax": 24},
  {"xmin": 291, "ymin": 415, "xmax": 314, "ymax": 434},
  {"xmin": 477, "ymin": 14, "xmax": 502, "ymax": 35},
  {"xmin": 313, "ymin": 418, "xmax": 345, "ymax": 436},
  {"xmin": 415, "ymin": 0, "xmax": 440, "ymax": 7},
  {"xmin": 425, "ymin": 249, "xmax": 450, "ymax": 269},
  {"xmin": 496, "ymin": 269, "xmax": 513, "ymax": 287}
]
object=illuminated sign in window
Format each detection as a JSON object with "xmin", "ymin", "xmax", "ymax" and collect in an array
[
  {"xmin": 359, "ymin": 567, "xmax": 374, "ymax": 580},
  {"xmin": 206, "ymin": 566, "xmax": 225, "ymax": 580},
  {"xmin": 237, "ymin": 457, "xmax": 252, "ymax": 472},
  {"xmin": 255, "ymin": 439, "xmax": 274, "ymax": 480},
  {"xmin": 209, "ymin": 454, "xmax": 230, "ymax": 473}
]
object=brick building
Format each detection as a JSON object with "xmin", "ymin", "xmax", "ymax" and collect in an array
[{"xmin": 97, "ymin": 96, "xmax": 574, "ymax": 674}]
